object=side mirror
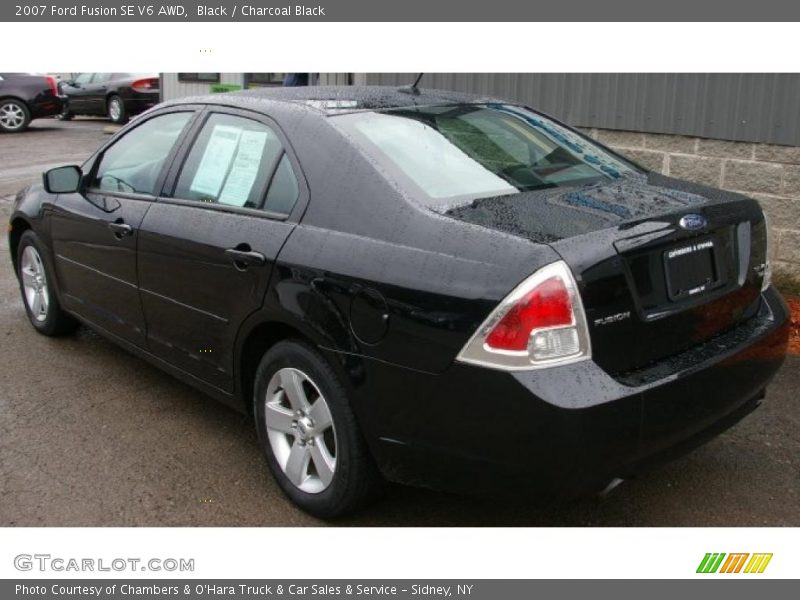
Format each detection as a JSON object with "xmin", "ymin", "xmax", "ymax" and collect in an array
[{"xmin": 43, "ymin": 165, "xmax": 82, "ymax": 194}]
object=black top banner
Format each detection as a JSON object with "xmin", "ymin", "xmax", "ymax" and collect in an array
[{"xmin": 4, "ymin": 0, "xmax": 800, "ymax": 22}]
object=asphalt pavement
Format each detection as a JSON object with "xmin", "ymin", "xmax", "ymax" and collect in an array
[{"xmin": 1, "ymin": 118, "xmax": 798, "ymax": 526}]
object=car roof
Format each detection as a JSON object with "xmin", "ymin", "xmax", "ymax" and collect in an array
[{"xmin": 162, "ymin": 85, "xmax": 510, "ymax": 116}]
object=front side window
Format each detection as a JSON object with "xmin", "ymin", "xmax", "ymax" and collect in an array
[
  {"xmin": 174, "ymin": 113, "xmax": 293, "ymax": 212},
  {"xmin": 334, "ymin": 104, "xmax": 638, "ymax": 210},
  {"xmin": 91, "ymin": 111, "xmax": 192, "ymax": 195}
]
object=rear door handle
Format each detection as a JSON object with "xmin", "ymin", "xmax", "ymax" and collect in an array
[
  {"xmin": 225, "ymin": 248, "xmax": 266, "ymax": 267},
  {"xmin": 108, "ymin": 221, "xmax": 133, "ymax": 237}
]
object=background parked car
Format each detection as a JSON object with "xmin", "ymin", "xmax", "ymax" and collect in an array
[
  {"xmin": 58, "ymin": 73, "xmax": 159, "ymax": 124},
  {"xmin": 0, "ymin": 73, "xmax": 63, "ymax": 133}
]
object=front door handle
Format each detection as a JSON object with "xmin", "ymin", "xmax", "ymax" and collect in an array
[
  {"xmin": 108, "ymin": 221, "xmax": 133, "ymax": 237},
  {"xmin": 225, "ymin": 247, "xmax": 266, "ymax": 267}
]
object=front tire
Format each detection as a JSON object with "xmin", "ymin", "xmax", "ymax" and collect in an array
[
  {"xmin": 0, "ymin": 99, "xmax": 31, "ymax": 132},
  {"xmin": 253, "ymin": 340, "xmax": 383, "ymax": 518},
  {"xmin": 57, "ymin": 104, "xmax": 74, "ymax": 121},
  {"xmin": 106, "ymin": 95, "xmax": 127, "ymax": 124},
  {"xmin": 16, "ymin": 231, "xmax": 78, "ymax": 336}
]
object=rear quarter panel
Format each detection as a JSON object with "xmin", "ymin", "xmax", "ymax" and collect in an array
[{"xmin": 270, "ymin": 111, "xmax": 560, "ymax": 374}]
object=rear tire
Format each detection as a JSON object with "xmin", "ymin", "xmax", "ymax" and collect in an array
[
  {"xmin": 253, "ymin": 340, "xmax": 383, "ymax": 518},
  {"xmin": 106, "ymin": 95, "xmax": 127, "ymax": 124},
  {"xmin": 16, "ymin": 230, "xmax": 79, "ymax": 336},
  {"xmin": 0, "ymin": 99, "xmax": 31, "ymax": 132}
]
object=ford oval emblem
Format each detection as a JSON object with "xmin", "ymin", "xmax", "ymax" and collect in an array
[{"xmin": 679, "ymin": 214, "xmax": 707, "ymax": 231}]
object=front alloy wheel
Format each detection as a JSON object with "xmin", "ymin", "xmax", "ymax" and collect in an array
[
  {"xmin": 264, "ymin": 368, "xmax": 337, "ymax": 493},
  {"xmin": 57, "ymin": 104, "xmax": 74, "ymax": 121},
  {"xmin": 20, "ymin": 245, "xmax": 49, "ymax": 322},
  {"xmin": 16, "ymin": 230, "xmax": 78, "ymax": 336}
]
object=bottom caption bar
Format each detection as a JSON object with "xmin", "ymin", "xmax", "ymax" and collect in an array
[{"xmin": 4, "ymin": 580, "xmax": 794, "ymax": 600}]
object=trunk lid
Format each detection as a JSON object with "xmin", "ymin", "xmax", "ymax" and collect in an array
[{"xmin": 445, "ymin": 173, "xmax": 769, "ymax": 376}]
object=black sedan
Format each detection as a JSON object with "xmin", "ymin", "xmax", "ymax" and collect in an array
[
  {"xmin": 59, "ymin": 73, "xmax": 159, "ymax": 124},
  {"xmin": 8, "ymin": 87, "xmax": 790, "ymax": 517},
  {"xmin": 0, "ymin": 73, "xmax": 64, "ymax": 132}
]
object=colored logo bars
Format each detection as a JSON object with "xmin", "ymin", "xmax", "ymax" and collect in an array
[{"xmin": 697, "ymin": 553, "xmax": 773, "ymax": 574}]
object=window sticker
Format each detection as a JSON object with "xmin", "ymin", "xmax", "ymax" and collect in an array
[
  {"xmin": 218, "ymin": 130, "xmax": 269, "ymax": 206},
  {"xmin": 189, "ymin": 125, "xmax": 242, "ymax": 197}
]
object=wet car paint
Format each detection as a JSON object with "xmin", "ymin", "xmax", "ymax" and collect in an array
[
  {"xmin": 0, "ymin": 73, "xmax": 64, "ymax": 124},
  {"xmin": 7, "ymin": 86, "xmax": 790, "ymax": 499}
]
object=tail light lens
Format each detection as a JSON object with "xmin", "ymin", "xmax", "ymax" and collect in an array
[
  {"xmin": 131, "ymin": 78, "xmax": 159, "ymax": 92},
  {"xmin": 456, "ymin": 260, "xmax": 591, "ymax": 370},
  {"xmin": 45, "ymin": 75, "xmax": 58, "ymax": 96}
]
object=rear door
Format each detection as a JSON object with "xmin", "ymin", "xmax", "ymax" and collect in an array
[
  {"xmin": 50, "ymin": 109, "xmax": 196, "ymax": 347},
  {"xmin": 84, "ymin": 73, "xmax": 112, "ymax": 114},
  {"xmin": 137, "ymin": 108, "xmax": 306, "ymax": 392}
]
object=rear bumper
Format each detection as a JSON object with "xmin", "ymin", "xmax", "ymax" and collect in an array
[
  {"xmin": 353, "ymin": 287, "xmax": 790, "ymax": 498},
  {"xmin": 30, "ymin": 94, "xmax": 65, "ymax": 119},
  {"xmin": 122, "ymin": 91, "xmax": 158, "ymax": 115}
]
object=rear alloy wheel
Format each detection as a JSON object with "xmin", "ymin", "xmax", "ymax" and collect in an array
[
  {"xmin": 254, "ymin": 340, "xmax": 383, "ymax": 518},
  {"xmin": 106, "ymin": 95, "xmax": 127, "ymax": 124},
  {"xmin": 0, "ymin": 99, "xmax": 31, "ymax": 132},
  {"xmin": 265, "ymin": 368, "xmax": 338, "ymax": 494},
  {"xmin": 16, "ymin": 231, "xmax": 78, "ymax": 336}
]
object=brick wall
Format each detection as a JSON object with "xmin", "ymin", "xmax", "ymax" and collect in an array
[{"xmin": 583, "ymin": 128, "xmax": 800, "ymax": 276}]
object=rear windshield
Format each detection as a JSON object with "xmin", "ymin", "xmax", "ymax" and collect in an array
[{"xmin": 334, "ymin": 104, "xmax": 638, "ymax": 210}]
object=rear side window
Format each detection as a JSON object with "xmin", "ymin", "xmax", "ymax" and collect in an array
[
  {"xmin": 92, "ymin": 111, "xmax": 192, "ymax": 195},
  {"xmin": 264, "ymin": 155, "xmax": 299, "ymax": 214},
  {"xmin": 174, "ymin": 113, "xmax": 293, "ymax": 212}
]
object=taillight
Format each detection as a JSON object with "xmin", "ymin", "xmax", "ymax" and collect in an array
[
  {"xmin": 456, "ymin": 260, "xmax": 591, "ymax": 370},
  {"xmin": 131, "ymin": 78, "xmax": 159, "ymax": 92},
  {"xmin": 45, "ymin": 75, "xmax": 58, "ymax": 96}
]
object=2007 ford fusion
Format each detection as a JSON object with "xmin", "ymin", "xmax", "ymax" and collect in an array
[{"xmin": 8, "ymin": 87, "xmax": 789, "ymax": 517}]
